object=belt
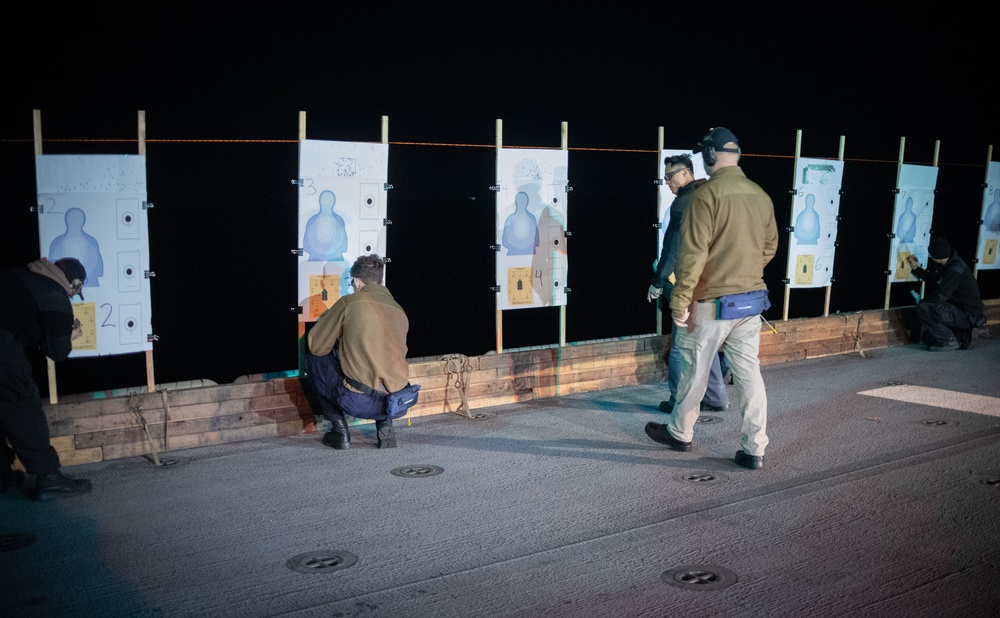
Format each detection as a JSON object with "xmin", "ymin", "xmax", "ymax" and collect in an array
[
  {"xmin": 344, "ymin": 374, "xmax": 388, "ymax": 398},
  {"xmin": 697, "ymin": 298, "xmax": 718, "ymax": 303}
]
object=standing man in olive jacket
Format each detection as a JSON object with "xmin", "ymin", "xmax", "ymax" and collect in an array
[
  {"xmin": 304, "ymin": 254, "xmax": 410, "ymax": 449},
  {"xmin": 644, "ymin": 127, "xmax": 778, "ymax": 470},
  {"xmin": 648, "ymin": 154, "xmax": 730, "ymax": 414},
  {"xmin": 1, "ymin": 257, "xmax": 92, "ymax": 499}
]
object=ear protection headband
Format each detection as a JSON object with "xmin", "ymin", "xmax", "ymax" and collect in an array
[{"xmin": 699, "ymin": 127, "xmax": 741, "ymax": 167}]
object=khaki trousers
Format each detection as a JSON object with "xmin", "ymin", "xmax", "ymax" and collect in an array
[{"xmin": 667, "ymin": 301, "xmax": 769, "ymax": 456}]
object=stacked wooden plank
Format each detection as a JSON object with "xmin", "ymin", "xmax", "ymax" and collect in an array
[{"xmin": 36, "ymin": 299, "xmax": 999, "ymax": 468}]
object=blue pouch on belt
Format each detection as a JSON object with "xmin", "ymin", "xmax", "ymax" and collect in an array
[
  {"xmin": 718, "ymin": 289, "xmax": 771, "ymax": 320},
  {"xmin": 385, "ymin": 383, "xmax": 421, "ymax": 419}
]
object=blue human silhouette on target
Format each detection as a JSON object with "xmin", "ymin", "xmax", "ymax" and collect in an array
[
  {"xmin": 48, "ymin": 207, "xmax": 104, "ymax": 287},
  {"xmin": 502, "ymin": 191, "xmax": 539, "ymax": 256},
  {"xmin": 304, "ymin": 190, "xmax": 348, "ymax": 261}
]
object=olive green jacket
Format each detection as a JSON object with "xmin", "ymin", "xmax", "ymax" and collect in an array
[
  {"xmin": 670, "ymin": 165, "xmax": 778, "ymax": 317},
  {"xmin": 308, "ymin": 283, "xmax": 410, "ymax": 393}
]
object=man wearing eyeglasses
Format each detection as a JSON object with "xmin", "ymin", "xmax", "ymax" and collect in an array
[
  {"xmin": 648, "ymin": 154, "xmax": 730, "ymax": 415},
  {"xmin": 1, "ymin": 257, "xmax": 91, "ymax": 499}
]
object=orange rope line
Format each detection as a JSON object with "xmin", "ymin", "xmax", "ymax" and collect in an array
[
  {"xmin": 148, "ymin": 139, "xmax": 299, "ymax": 143},
  {"xmin": 0, "ymin": 137, "xmax": 980, "ymax": 166}
]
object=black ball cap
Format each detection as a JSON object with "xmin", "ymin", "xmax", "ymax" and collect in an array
[{"xmin": 693, "ymin": 126, "xmax": 739, "ymax": 153}]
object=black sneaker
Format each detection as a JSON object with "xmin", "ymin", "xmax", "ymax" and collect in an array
[
  {"xmin": 643, "ymin": 422, "xmax": 692, "ymax": 452},
  {"xmin": 32, "ymin": 471, "xmax": 92, "ymax": 501},
  {"xmin": 658, "ymin": 400, "xmax": 675, "ymax": 413}
]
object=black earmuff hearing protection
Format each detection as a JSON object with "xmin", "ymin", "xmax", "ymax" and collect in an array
[
  {"xmin": 699, "ymin": 127, "xmax": 741, "ymax": 167},
  {"xmin": 700, "ymin": 129, "xmax": 719, "ymax": 167}
]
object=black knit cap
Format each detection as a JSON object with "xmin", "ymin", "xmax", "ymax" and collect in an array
[
  {"xmin": 55, "ymin": 257, "xmax": 87, "ymax": 283},
  {"xmin": 54, "ymin": 257, "xmax": 87, "ymax": 299},
  {"xmin": 927, "ymin": 237, "xmax": 951, "ymax": 259}
]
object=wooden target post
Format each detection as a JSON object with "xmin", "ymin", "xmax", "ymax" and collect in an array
[
  {"xmin": 34, "ymin": 109, "xmax": 156, "ymax": 403},
  {"xmin": 782, "ymin": 130, "xmax": 846, "ymax": 320},
  {"xmin": 884, "ymin": 138, "xmax": 940, "ymax": 309},
  {"xmin": 493, "ymin": 120, "xmax": 569, "ymax": 354}
]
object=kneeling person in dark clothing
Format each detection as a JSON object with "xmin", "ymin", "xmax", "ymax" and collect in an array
[
  {"xmin": 906, "ymin": 237, "xmax": 986, "ymax": 351},
  {"xmin": 304, "ymin": 254, "xmax": 411, "ymax": 449}
]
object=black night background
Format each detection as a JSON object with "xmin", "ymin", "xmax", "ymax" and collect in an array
[{"xmin": 2, "ymin": 5, "xmax": 996, "ymax": 396}]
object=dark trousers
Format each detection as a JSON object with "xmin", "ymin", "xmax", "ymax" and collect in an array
[
  {"xmin": 304, "ymin": 353, "xmax": 388, "ymax": 422},
  {"xmin": 915, "ymin": 301, "xmax": 976, "ymax": 347},
  {"xmin": 1, "ymin": 350, "xmax": 61, "ymax": 477}
]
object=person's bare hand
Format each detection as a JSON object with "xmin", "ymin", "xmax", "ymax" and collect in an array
[{"xmin": 672, "ymin": 308, "xmax": 690, "ymax": 329}]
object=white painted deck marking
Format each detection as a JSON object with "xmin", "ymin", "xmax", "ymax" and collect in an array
[{"xmin": 858, "ymin": 385, "xmax": 1000, "ymax": 417}]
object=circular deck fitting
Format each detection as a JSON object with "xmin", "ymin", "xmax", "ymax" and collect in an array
[
  {"xmin": 106, "ymin": 456, "xmax": 189, "ymax": 471},
  {"xmin": 390, "ymin": 465, "xmax": 444, "ymax": 478},
  {"xmin": 918, "ymin": 419, "xmax": 959, "ymax": 427},
  {"xmin": 696, "ymin": 416, "xmax": 722, "ymax": 424},
  {"xmin": 661, "ymin": 565, "xmax": 738, "ymax": 591},
  {"xmin": 679, "ymin": 472, "xmax": 727, "ymax": 485},
  {"xmin": 0, "ymin": 533, "xmax": 37, "ymax": 552},
  {"xmin": 286, "ymin": 550, "xmax": 358, "ymax": 574},
  {"xmin": 147, "ymin": 457, "xmax": 182, "ymax": 467}
]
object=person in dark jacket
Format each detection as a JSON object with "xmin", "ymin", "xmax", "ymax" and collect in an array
[
  {"xmin": 1, "ymin": 257, "xmax": 92, "ymax": 499},
  {"xmin": 906, "ymin": 237, "xmax": 986, "ymax": 350},
  {"xmin": 648, "ymin": 154, "xmax": 730, "ymax": 413}
]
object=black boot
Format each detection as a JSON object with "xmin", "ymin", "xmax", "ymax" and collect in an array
[
  {"xmin": 32, "ymin": 470, "xmax": 92, "ymax": 501},
  {"xmin": 375, "ymin": 418, "xmax": 396, "ymax": 449},
  {"xmin": 321, "ymin": 412, "xmax": 351, "ymax": 450}
]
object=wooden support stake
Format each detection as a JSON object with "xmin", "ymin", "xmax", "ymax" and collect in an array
[
  {"xmin": 297, "ymin": 111, "xmax": 308, "ymax": 372},
  {"xmin": 922, "ymin": 140, "xmax": 942, "ymax": 299},
  {"xmin": 495, "ymin": 118, "xmax": 503, "ymax": 354},
  {"xmin": 559, "ymin": 121, "xmax": 568, "ymax": 348},
  {"xmin": 886, "ymin": 137, "xmax": 907, "ymax": 310},
  {"xmin": 34, "ymin": 110, "xmax": 60, "ymax": 405},
  {"xmin": 823, "ymin": 135, "xmax": 846, "ymax": 317},
  {"xmin": 783, "ymin": 130, "xmax": 802, "ymax": 321},
  {"xmin": 655, "ymin": 126, "xmax": 664, "ymax": 337},
  {"xmin": 138, "ymin": 110, "xmax": 156, "ymax": 393},
  {"xmin": 973, "ymin": 144, "xmax": 994, "ymax": 279}
]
